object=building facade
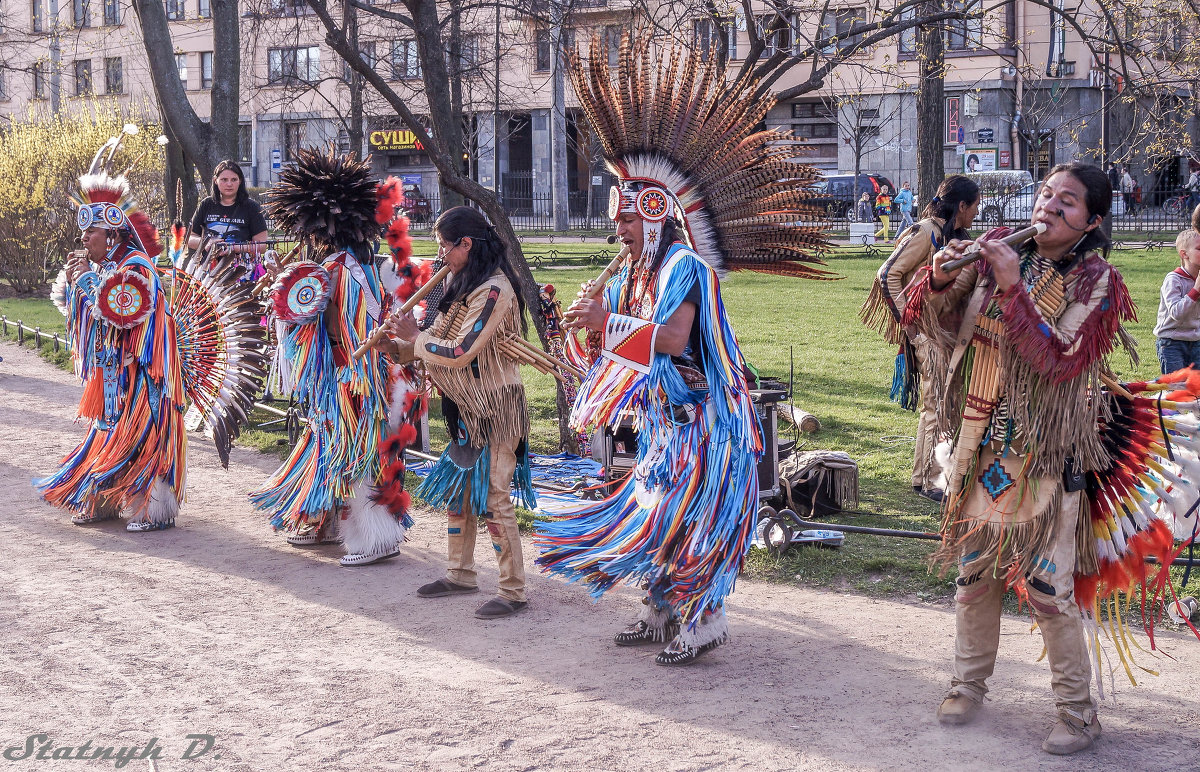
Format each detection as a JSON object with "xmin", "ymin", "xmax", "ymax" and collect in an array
[{"xmin": 0, "ymin": 0, "xmax": 1190, "ymax": 213}]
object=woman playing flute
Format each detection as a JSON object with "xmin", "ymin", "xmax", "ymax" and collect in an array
[
  {"xmin": 903, "ymin": 163, "xmax": 1137, "ymax": 754},
  {"xmin": 381, "ymin": 206, "xmax": 537, "ymax": 620},
  {"xmin": 862, "ymin": 175, "xmax": 981, "ymax": 502}
]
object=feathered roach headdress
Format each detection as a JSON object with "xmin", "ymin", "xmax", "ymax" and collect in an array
[
  {"xmin": 571, "ymin": 32, "xmax": 831, "ymax": 278},
  {"xmin": 265, "ymin": 146, "xmax": 379, "ymax": 254},
  {"xmin": 72, "ymin": 124, "xmax": 167, "ymax": 258}
]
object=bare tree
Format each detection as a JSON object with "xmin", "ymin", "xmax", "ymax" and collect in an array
[{"xmin": 131, "ymin": 0, "xmax": 240, "ymax": 214}]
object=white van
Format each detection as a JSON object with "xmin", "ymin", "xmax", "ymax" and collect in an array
[{"xmin": 969, "ymin": 170, "xmax": 1035, "ymax": 226}]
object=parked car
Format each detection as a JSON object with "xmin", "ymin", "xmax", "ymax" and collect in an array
[
  {"xmin": 811, "ymin": 173, "xmax": 896, "ymax": 219},
  {"xmin": 404, "ymin": 184, "xmax": 435, "ymax": 223},
  {"xmin": 973, "ymin": 170, "xmax": 1036, "ymax": 227}
]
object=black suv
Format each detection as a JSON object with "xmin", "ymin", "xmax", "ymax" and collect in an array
[{"xmin": 812, "ymin": 173, "xmax": 897, "ymax": 219}]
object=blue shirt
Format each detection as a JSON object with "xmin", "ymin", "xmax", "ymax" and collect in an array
[{"xmin": 893, "ymin": 188, "xmax": 914, "ymax": 212}]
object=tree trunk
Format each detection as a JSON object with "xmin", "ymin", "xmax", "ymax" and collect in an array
[
  {"xmin": 162, "ymin": 117, "xmax": 199, "ymax": 221},
  {"xmin": 344, "ymin": 0, "xmax": 364, "ymax": 156},
  {"xmin": 408, "ymin": 0, "xmax": 465, "ymax": 210},
  {"xmin": 915, "ymin": 0, "xmax": 946, "ymax": 213},
  {"xmin": 132, "ymin": 0, "xmax": 239, "ymax": 180}
]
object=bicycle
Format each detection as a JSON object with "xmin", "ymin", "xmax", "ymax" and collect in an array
[{"xmin": 1163, "ymin": 191, "xmax": 1192, "ymax": 218}]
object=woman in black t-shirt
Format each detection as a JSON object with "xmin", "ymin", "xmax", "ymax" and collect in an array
[{"xmin": 189, "ymin": 160, "xmax": 269, "ymax": 275}]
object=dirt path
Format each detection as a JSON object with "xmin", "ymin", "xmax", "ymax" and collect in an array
[{"xmin": 2, "ymin": 339, "xmax": 1198, "ymax": 771}]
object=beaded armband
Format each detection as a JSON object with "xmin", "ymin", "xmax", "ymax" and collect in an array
[{"xmin": 601, "ymin": 312, "xmax": 657, "ymax": 373}]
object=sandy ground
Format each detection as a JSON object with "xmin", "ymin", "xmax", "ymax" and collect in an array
[{"xmin": 2, "ymin": 338, "xmax": 1199, "ymax": 772}]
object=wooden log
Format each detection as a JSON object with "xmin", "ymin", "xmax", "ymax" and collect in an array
[{"xmin": 778, "ymin": 403, "xmax": 821, "ymax": 433}]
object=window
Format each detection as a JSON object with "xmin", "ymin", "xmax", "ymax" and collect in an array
[
  {"xmin": 898, "ymin": 6, "xmax": 916, "ymax": 54},
  {"xmin": 73, "ymin": 59, "xmax": 92, "ymax": 96},
  {"xmin": 73, "ymin": 0, "xmax": 89, "ymax": 27},
  {"xmin": 452, "ymin": 34, "xmax": 481, "ymax": 72},
  {"xmin": 200, "ymin": 51, "xmax": 212, "ymax": 89},
  {"xmin": 284, "ymin": 121, "xmax": 306, "ymax": 161},
  {"xmin": 32, "ymin": 61, "xmax": 47, "ymax": 98},
  {"xmin": 267, "ymin": 0, "xmax": 309, "ymax": 15},
  {"xmin": 102, "ymin": 0, "xmax": 118, "ymax": 25},
  {"xmin": 0, "ymin": 71, "xmax": 7, "ymax": 101},
  {"xmin": 105, "ymin": 57, "xmax": 122, "ymax": 94},
  {"xmin": 165, "ymin": 0, "xmax": 184, "ymax": 20},
  {"xmin": 692, "ymin": 16, "xmax": 737, "ymax": 62},
  {"xmin": 791, "ymin": 102, "xmax": 832, "ymax": 119},
  {"xmin": 535, "ymin": 29, "xmax": 550, "ymax": 71},
  {"xmin": 945, "ymin": 0, "xmax": 983, "ymax": 50},
  {"xmin": 793, "ymin": 123, "xmax": 835, "ymax": 139},
  {"xmin": 31, "ymin": 0, "xmax": 43, "ymax": 31},
  {"xmin": 346, "ymin": 41, "xmax": 376, "ymax": 80},
  {"xmin": 596, "ymin": 25, "xmax": 619, "ymax": 67},
  {"xmin": 175, "ymin": 53, "xmax": 188, "ymax": 87},
  {"xmin": 819, "ymin": 8, "xmax": 865, "ymax": 53},
  {"xmin": 390, "ymin": 39, "xmax": 419, "ymax": 80},
  {"xmin": 268, "ymin": 46, "xmax": 320, "ymax": 84},
  {"xmin": 758, "ymin": 14, "xmax": 793, "ymax": 57},
  {"xmin": 196, "ymin": 0, "xmax": 209, "ymax": 18},
  {"xmin": 237, "ymin": 123, "xmax": 252, "ymax": 163}
]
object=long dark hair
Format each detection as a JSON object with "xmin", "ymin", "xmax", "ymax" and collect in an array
[
  {"xmin": 211, "ymin": 160, "xmax": 249, "ymax": 202},
  {"xmin": 1043, "ymin": 162, "xmax": 1112, "ymax": 259},
  {"xmin": 434, "ymin": 206, "xmax": 527, "ymax": 327},
  {"xmin": 653, "ymin": 216, "xmax": 684, "ymax": 271},
  {"xmin": 921, "ymin": 175, "xmax": 979, "ymax": 245}
]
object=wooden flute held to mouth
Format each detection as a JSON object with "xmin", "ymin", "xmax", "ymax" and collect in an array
[
  {"xmin": 941, "ymin": 222, "xmax": 1048, "ymax": 272},
  {"xmin": 352, "ymin": 262, "xmax": 453, "ymax": 360},
  {"xmin": 582, "ymin": 243, "xmax": 631, "ymax": 301}
]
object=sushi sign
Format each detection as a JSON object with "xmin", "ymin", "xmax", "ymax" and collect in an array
[{"xmin": 369, "ymin": 129, "xmax": 425, "ymax": 151}]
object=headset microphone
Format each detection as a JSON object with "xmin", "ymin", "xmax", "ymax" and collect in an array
[{"xmin": 1054, "ymin": 209, "xmax": 1095, "ymax": 232}]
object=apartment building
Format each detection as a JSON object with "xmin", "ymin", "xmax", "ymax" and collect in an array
[{"xmin": 0, "ymin": 0, "xmax": 1186, "ymax": 208}]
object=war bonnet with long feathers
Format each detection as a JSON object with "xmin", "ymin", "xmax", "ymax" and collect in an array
[{"xmin": 571, "ymin": 32, "xmax": 831, "ymax": 278}]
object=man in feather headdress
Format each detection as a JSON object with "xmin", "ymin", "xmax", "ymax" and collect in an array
[
  {"xmin": 39, "ymin": 166, "xmax": 186, "ymax": 531},
  {"xmin": 534, "ymin": 33, "xmax": 830, "ymax": 665}
]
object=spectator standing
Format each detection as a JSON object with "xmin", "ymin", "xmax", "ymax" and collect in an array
[
  {"xmin": 1186, "ymin": 164, "xmax": 1200, "ymax": 213},
  {"xmin": 1121, "ymin": 166, "xmax": 1139, "ymax": 216},
  {"xmin": 856, "ymin": 191, "xmax": 873, "ymax": 223},
  {"xmin": 894, "ymin": 182, "xmax": 915, "ymax": 234},
  {"xmin": 874, "ymin": 185, "xmax": 893, "ymax": 242},
  {"xmin": 1107, "ymin": 162, "xmax": 1121, "ymax": 192},
  {"xmin": 1153, "ymin": 229, "xmax": 1200, "ymax": 374},
  {"xmin": 188, "ymin": 160, "xmax": 269, "ymax": 276}
]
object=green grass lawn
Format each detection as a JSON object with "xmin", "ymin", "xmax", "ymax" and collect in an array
[{"xmin": 3, "ymin": 245, "xmax": 1189, "ymax": 599}]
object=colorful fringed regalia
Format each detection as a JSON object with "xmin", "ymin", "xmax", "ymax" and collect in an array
[
  {"xmin": 534, "ymin": 31, "xmax": 830, "ymax": 665},
  {"xmin": 38, "ymin": 131, "xmax": 267, "ymax": 531},
  {"xmin": 904, "ymin": 236, "xmax": 1200, "ymax": 728},
  {"xmin": 860, "ymin": 218, "xmax": 955, "ymax": 497},
  {"xmin": 249, "ymin": 149, "xmax": 417, "ymax": 566}
]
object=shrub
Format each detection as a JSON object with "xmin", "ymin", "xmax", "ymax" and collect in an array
[{"xmin": 0, "ymin": 102, "xmax": 166, "ymax": 295}]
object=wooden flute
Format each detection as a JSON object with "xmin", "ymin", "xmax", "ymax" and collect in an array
[
  {"xmin": 582, "ymin": 238, "xmax": 631, "ymax": 300},
  {"xmin": 941, "ymin": 222, "xmax": 1048, "ymax": 272},
  {"xmin": 352, "ymin": 263, "xmax": 453, "ymax": 360}
]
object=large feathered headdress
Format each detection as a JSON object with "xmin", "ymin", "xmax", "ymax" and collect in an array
[
  {"xmin": 571, "ymin": 32, "xmax": 832, "ymax": 279},
  {"xmin": 265, "ymin": 146, "xmax": 379, "ymax": 253},
  {"xmin": 72, "ymin": 124, "xmax": 167, "ymax": 258}
]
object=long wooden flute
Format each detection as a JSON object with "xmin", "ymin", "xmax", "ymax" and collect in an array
[
  {"xmin": 582, "ymin": 238, "xmax": 631, "ymax": 300},
  {"xmin": 352, "ymin": 262, "xmax": 452, "ymax": 360},
  {"xmin": 942, "ymin": 222, "xmax": 1048, "ymax": 272}
]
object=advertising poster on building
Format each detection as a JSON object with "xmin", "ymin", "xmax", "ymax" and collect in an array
[{"xmin": 963, "ymin": 147, "xmax": 998, "ymax": 172}]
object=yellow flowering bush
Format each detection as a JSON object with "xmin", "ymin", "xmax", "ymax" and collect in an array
[{"xmin": 0, "ymin": 103, "xmax": 166, "ymax": 295}]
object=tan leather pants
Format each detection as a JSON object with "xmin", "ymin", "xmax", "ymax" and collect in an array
[
  {"xmin": 445, "ymin": 440, "xmax": 527, "ymax": 603},
  {"xmin": 950, "ymin": 490, "xmax": 1094, "ymax": 715}
]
